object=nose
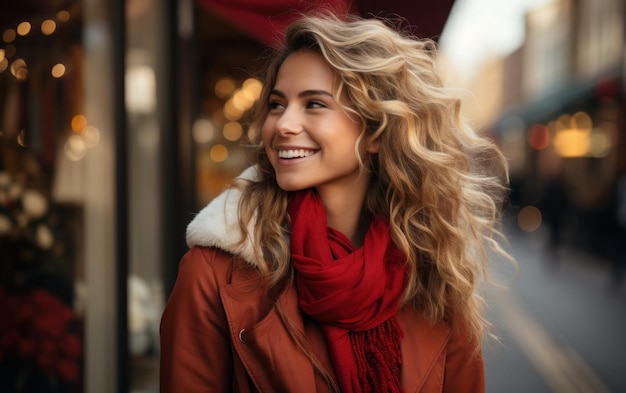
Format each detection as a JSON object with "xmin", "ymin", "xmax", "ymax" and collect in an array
[{"xmin": 275, "ymin": 107, "xmax": 303, "ymax": 136}]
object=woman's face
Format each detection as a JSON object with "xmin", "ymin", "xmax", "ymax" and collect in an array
[{"xmin": 262, "ymin": 50, "xmax": 371, "ymax": 196}]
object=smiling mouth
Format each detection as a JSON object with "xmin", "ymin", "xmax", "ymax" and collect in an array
[{"xmin": 277, "ymin": 149, "xmax": 317, "ymax": 159}]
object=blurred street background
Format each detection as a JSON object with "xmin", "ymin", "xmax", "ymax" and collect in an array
[
  {"xmin": 484, "ymin": 220, "xmax": 626, "ymax": 393},
  {"xmin": 0, "ymin": 0, "xmax": 624, "ymax": 392}
]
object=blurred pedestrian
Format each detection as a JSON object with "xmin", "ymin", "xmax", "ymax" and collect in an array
[
  {"xmin": 160, "ymin": 13, "xmax": 512, "ymax": 393},
  {"xmin": 540, "ymin": 174, "xmax": 571, "ymax": 261},
  {"xmin": 610, "ymin": 171, "xmax": 626, "ymax": 292}
]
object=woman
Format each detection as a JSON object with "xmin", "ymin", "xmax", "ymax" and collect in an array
[{"xmin": 160, "ymin": 13, "xmax": 511, "ymax": 393}]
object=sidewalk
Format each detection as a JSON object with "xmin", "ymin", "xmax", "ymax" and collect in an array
[{"xmin": 483, "ymin": 226, "xmax": 626, "ymax": 393}]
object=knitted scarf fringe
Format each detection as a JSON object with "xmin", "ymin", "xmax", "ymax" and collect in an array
[{"xmin": 351, "ymin": 318, "xmax": 405, "ymax": 393}]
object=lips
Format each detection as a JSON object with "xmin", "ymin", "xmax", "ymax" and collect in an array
[{"xmin": 277, "ymin": 149, "xmax": 317, "ymax": 159}]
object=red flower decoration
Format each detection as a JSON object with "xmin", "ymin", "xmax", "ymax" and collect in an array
[
  {"xmin": 0, "ymin": 288, "xmax": 82, "ymax": 384},
  {"xmin": 57, "ymin": 358, "xmax": 79, "ymax": 381}
]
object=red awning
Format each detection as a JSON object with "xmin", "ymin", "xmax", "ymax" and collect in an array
[
  {"xmin": 195, "ymin": 0, "xmax": 455, "ymax": 47},
  {"xmin": 196, "ymin": 0, "xmax": 355, "ymax": 47}
]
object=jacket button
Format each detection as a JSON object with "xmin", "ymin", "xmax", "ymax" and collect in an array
[{"xmin": 238, "ymin": 329, "xmax": 246, "ymax": 344}]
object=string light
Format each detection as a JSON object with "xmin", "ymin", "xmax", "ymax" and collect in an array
[
  {"xmin": 71, "ymin": 115, "xmax": 88, "ymax": 133},
  {"xmin": 2, "ymin": 29, "xmax": 16, "ymax": 43},
  {"xmin": 210, "ymin": 144, "xmax": 228, "ymax": 163},
  {"xmin": 17, "ymin": 22, "xmax": 32, "ymax": 36},
  {"xmin": 223, "ymin": 122, "xmax": 243, "ymax": 141},
  {"xmin": 0, "ymin": 6, "xmax": 101, "ymax": 163},
  {"xmin": 41, "ymin": 20, "xmax": 57, "ymax": 36},
  {"xmin": 51, "ymin": 63, "xmax": 66, "ymax": 78},
  {"xmin": 56, "ymin": 10, "xmax": 71, "ymax": 22},
  {"xmin": 10, "ymin": 58, "xmax": 27, "ymax": 81}
]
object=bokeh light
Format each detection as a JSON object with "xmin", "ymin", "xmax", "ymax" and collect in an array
[
  {"xmin": 223, "ymin": 122, "xmax": 243, "ymax": 141},
  {"xmin": 3, "ymin": 29, "xmax": 16, "ymax": 43},
  {"xmin": 17, "ymin": 22, "xmax": 31, "ymax": 36},
  {"xmin": 41, "ymin": 20, "xmax": 57, "ymax": 36},
  {"xmin": 51, "ymin": 63, "xmax": 66, "ymax": 78},
  {"xmin": 527, "ymin": 123, "xmax": 550, "ymax": 150},
  {"xmin": 192, "ymin": 118, "xmax": 215, "ymax": 144},
  {"xmin": 518, "ymin": 206, "xmax": 542, "ymax": 232},
  {"xmin": 210, "ymin": 144, "xmax": 228, "ymax": 163},
  {"xmin": 71, "ymin": 114, "xmax": 88, "ymax": 133}
]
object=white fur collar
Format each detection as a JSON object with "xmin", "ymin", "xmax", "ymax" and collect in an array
[{"xmin": 186, "ymin": 166, "xmax": 259, "ymax": 265}]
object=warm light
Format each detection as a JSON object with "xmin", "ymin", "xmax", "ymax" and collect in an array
[
  {"xmin": 232, "ymin": 89, "xmax": 253, "ymax": 111},
  {"xmin": 51, "ymin": 63, "xmax": 66, "ymax": 78},
  {"xmin": 518, "ymin": 206, "xmax": 542, "ymax": 232},
  {"xmin": 83, "ymin": 125, "xmax": 101, "ymax": 148},
  {"xmin": 126, "ymin": 65, "xmax": 156, "ymax": 113},
  {"xmin": 57, "ymin": 10, "xmax": 71, "ymax": 22},
  {"xmin": 223, "ymin": 122, "xmax": 243, "ymax": 141},
  {"xmin": 215, "ymin": 77, "xmax": 236, "ymax": 99},
  {"xmin": 64, "ymin": 135, "xmax": 86, "ymax": 161},
  {"xmin": 0, "ymin": 59, "xmax": 7, "ymax": 73},
  {"xmin": 41, "ymin": 20, "xmax": 57, "ymax": 36},
  {"xmin": 10, "ymin": 58, "xmax": 27, "ymax": 81},
  {"xmin": 192, "ymin": 118, "xmax": 215, "ymax": 143},
  {"xmin": 210, "ymin": 144, "xmax": 228, "ymax": 162},
  {"xmin": 571, "ymin": 111, "xmax": 592, "ymax": 132},
  {"xmin": 17, "ymin": 22, "xmax": 31, "ymax": 36},
  {"xmin": 242, "ymin": 78, "xmax": 262, "ymax": 100},
  {"xmin": 588, "ymin": 129, "xmax": 611, "ymax": 158},
  {"xmin": 17, "ymin": 129, "xmax": 27, "ymax": 147},
  {"xmin": 3, "ymin": 29, "xmax": 16, "ymax": 43},
  {"xmin": 0, "ymin": 49, "xmax": 4, "ymax": 62},
  {"xmin": 223, "ymin": 100, "xmax": 244, "ymax": 121},
  {"xmin": 553, "ymin": 112, "xmax": 593, "ymax": 158},
  {"xmin": 554, "ymin": 129, "xmax": 590, "ymax": 157},
  {"xmin": 71, "ymin": 114, "xmax": 88, "ymax": 132},
  {"xmin": 527, "ymin": 124, "xmax": 550, "ymax": 150},
  {"xmin": 15, "ymin": 69, "xmax": 28, "ymax": 81}
]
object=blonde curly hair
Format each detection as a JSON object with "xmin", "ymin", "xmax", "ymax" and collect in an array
[{"xmin": 236, "ymin": 13, "xmax": 511, "ymax": 350}]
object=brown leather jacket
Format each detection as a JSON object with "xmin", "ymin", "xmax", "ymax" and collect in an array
[{"xmin": 160, "ymin": 246, "xmax": 485, "ymax": 393}]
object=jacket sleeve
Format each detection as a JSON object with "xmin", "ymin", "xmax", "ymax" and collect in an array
[
  {"xmin": 442, "ymin": 324, "xmax": 485, "ymax": 393},
  {"xmin": 160, "ymin": 247, "xmax": 233, "ymax": 392}
]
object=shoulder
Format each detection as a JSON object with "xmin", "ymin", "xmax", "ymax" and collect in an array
[
  {"xmin": 169, "ymin": 247, "xmax": 235, "ymax": 305},
  {"xmin": 399, "ymin": 307, "xmax": 480, "ymax": 356},
  {"xmin": 398, "ymin": 308, "xmax": 484, "ymax": 392},
  {"xmin": 174, "ymin": 246, "xmax": 266, "ymax": 298},
  {"xmin": 178, "ymin": 246, "xmax": 231, "ymax": 273},
  {"xmin": 398, "ymin": 307, "xmax": 451, "ymax": 354},
  {"xmin": 185, "ymin": 166, "xmax": 260, "ymax": 265}
]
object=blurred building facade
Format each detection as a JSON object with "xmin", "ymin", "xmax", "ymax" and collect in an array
[{"xmin": 470, "ymin": 0, "xmax": 626, "ymax": 257}]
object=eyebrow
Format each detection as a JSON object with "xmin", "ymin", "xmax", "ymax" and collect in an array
[{"xmin": 269, "ymin": 89, "xmax": 333, "ymax": 98}]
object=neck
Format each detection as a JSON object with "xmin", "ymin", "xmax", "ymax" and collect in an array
[{"xmin": 316, "ymin": 176, "xmax": 371, "ymax": 248}]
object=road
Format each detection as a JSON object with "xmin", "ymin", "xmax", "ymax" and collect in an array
[{"xmin": 484, "ymin": 226, "xmax": 626, "ymax": 393}]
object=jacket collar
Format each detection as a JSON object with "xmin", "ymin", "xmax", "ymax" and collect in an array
[{"xmin": 186, "ymin": 166, "xmax": 259, "ymax": 266}]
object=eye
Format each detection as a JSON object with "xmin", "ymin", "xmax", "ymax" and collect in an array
[
  {"xmin": 268, "ymin": 100, "xmax": 285, "ymax": 110},
  {"xmin": 307, "ymin": 100, "xmax": 326, "ymax": 109}
]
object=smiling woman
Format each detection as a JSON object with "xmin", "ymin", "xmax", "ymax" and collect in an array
[
  {"xmin": 161, "ymin": 12, "xmax": 512, "ymax": 393},
  {"xmin": 261, "ymin": 51, "xmax": 370, "ymax": 207}
]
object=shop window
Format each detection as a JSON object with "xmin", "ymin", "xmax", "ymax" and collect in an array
[{"xmin": 0, "ymin": 3, "xmax": 87, "ymax": 392}]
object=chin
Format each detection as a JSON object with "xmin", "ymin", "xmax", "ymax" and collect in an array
[
  {"xmin": 275, "ymin": 176, "xmax": 309, "ymax": 192},
  {"xmin": 276, "ymin": 182, "xmax": 306, "ymax": 192}
]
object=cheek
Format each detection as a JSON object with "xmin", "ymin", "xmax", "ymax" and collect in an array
[{"xmin": 261, "ymin": 120, "xmax": 273, "ymax": 146}]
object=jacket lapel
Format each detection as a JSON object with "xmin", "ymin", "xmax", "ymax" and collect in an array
[
  {"xmin": 220, "ymin": 273, "xmax": 321, "ymax": 392},
  {"xmin": 398, "ymin": 309, "xmax": 450, "ymax": 392}
]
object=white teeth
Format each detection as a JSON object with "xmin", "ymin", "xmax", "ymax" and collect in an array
[{"xmin": 278, "ymin": 149, "xmax": 315, "ymax": 158}]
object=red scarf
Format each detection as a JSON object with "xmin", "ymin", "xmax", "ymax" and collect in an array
[{"xmin": 288, "ymin": 189, "xmax": 406, "ymax": 393}]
